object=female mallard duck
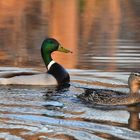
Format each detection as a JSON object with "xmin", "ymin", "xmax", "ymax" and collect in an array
[
  {"xmin": 0, "ymin": 38, "xmax": 72, "ymax": 86},
  {"xmin": 78, "ymin": 72, "xmax": 140, "ymax": 105}
]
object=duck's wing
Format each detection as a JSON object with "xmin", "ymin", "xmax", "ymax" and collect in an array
[
  {"xmin": 0, "ymin": 73, "xmax": 57, "ymax": 86},
  {"xmin": 0, "ymin": 71, "xmax": 40, "ymax": 78},
  {"xmin": 0, "ymin": 67, "xmax": 39, "ymax": 78}
]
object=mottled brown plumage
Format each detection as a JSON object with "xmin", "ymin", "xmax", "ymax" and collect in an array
[{"xmin": 78, "ymin": 72, "xmax": 140, "ymax": 105}]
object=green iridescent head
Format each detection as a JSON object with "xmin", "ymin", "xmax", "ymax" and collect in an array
[{"xmin": 41, "ymin": 38, "xmax": 72, "ymax": 66}]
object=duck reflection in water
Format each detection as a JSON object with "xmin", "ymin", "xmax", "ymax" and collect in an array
[
  {"xmin": 42, "ymin": 83, "xmax": 70, "ymax": 111},
  {"xmin": 129, "ymin": 110, "xmax": 140, "ymax": 131},
  {"xmin": 78, "ymin": 72, "xmax": 140, "ymax": 106},
  {"xmin": 44, "ymin": 82, "xmax": 70, "ymax": 99}
]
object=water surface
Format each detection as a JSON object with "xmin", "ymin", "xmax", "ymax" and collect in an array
[{"xmin": 0, "ymin": 0, "xmax": 140, "ymax": 140}]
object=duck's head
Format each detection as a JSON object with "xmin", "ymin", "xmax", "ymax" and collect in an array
[
  {"xmin": 41, "ymin": 38, "xmax": 72, "ymax": 66},
  {"xmin": 128, "ymin": 72, "xmax": 140, "ymax": 94}
]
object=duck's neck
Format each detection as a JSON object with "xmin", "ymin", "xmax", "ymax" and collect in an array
[
  {"xmin": 43, "ymin": 52, "xmax": 53, "ymax": 67},
  {"xmin": 130, "ymin": 84, "xmax": 139, "ymax": 94},
  {"xmin": 128, "ymin": 76, "xmax": 139, "ymax": 94}
]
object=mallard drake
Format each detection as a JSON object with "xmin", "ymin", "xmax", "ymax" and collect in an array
[
  {"xmin": 0, "ymin": 38, "xmax": 72, "ymax": 86},
  {"xmin": 78, "ymin": 72, "xmax": 140, "ymax": 105}
]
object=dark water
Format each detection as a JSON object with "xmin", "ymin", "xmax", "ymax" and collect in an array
[{"xmin": 0, "ymin": 0, "xmax": 140, "ymax": 140}]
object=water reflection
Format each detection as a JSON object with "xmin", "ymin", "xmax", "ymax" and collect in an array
[
  {"xmin": 128, "ymin": 111, "xmax": 140, "ymax": 131},
  {"xmin": 0, "ymin": 0, "xmax": 139, "ymax": 71},
  {"xmin": 0, "ymin": 1, "xmax": 140, "ymax": 140},
  {"xmin": 0, "ymin": 84, "xmax": 140, "ymax": 140}
]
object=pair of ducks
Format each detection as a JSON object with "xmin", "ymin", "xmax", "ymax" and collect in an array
[{"xmin": 0, "ymin": 38, "xmax": 139, "ymax": 105}]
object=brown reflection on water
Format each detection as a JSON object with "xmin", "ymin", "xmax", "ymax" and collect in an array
[
  {"xmin": 129, "ymin": 112, "xmax": 140, "ymax": 131},
  {"xmin": 0, "ymin": 0, "xmax": 139, "ymax": 71},
  {"xmin": 80, "ymin": 0, "xmax": 121, "ymax": 70},
  {"xmin": 48, "ymin": 0, "xmax": 78, "ymax": 68},
  {"xmin": 0, "ymin": 0, "xmax": 78, "ymax": 69}
]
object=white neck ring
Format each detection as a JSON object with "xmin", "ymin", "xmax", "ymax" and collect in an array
[{"xmin": 47, "ymin": 60, "xmax": 55, "ymax": 70}]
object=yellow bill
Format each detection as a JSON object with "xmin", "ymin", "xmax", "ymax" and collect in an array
[{"xmin": 58, "ymin": 45, "xmax": 72, "ymax": 53}]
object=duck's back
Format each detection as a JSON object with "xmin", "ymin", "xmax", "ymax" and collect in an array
[
  {"xmin": 78, "ymin": 88, "xmax": 140, "ymax": 106},
  {"xmin": 0, "ymin": 73, "xmax": 57, "ymax": 86}
]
